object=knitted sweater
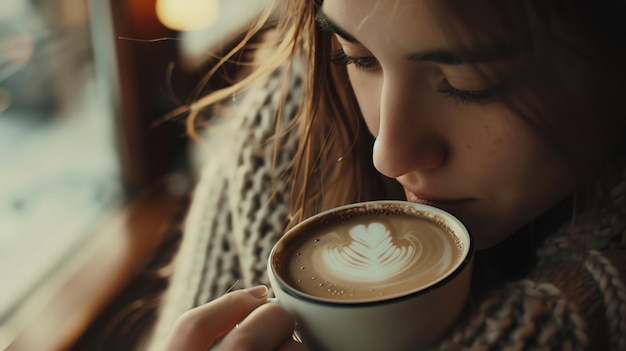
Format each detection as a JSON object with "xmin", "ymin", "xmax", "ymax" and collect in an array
[{"xmin": 144, "ymin": 63, "xmax": 626, "ymax": 351}]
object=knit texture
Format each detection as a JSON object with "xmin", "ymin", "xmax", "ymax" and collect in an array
[{"xmin": 144, "ymin": 63, "xmax": 626, "ymax": 351}]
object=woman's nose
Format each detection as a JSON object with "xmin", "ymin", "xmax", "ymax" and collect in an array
[{"xmin": 372, "ymin": 78, "xmax": 447, "ymax": 179}]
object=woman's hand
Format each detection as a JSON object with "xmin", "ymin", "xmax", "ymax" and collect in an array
[{"xmin": 163, "ymin": 285, "xmax": 308, "ymax": 351}]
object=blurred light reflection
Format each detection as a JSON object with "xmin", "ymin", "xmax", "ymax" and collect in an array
[{"xmin": 156, "ymin": 0, "xmax": 219, "ymax": 31}]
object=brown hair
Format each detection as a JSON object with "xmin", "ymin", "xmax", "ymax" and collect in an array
[{"xmin": 171, "ymin": 0, "xmax": 386, "ymax": 228}]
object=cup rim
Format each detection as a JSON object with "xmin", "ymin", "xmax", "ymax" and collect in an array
[{"xmin": 268, "ymin": 200, "xmax": 474, "ymax": 306}]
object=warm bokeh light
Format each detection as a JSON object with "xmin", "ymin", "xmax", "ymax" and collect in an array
[{"xmin": 156, "ymin": 0, "xmax": 219, "ymax": 31}]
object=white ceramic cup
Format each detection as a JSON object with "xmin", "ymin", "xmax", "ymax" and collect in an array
[{"xmin": 267, "ymin": 200, "xmax": 473, "ymax": 351}]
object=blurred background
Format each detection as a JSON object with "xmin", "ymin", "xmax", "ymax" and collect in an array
[{"xmin": 0, "ymin": 0, "xmax": 267, "ymax": 349}]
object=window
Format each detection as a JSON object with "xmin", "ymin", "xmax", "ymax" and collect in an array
[
  {"xmin": 1, "ymin": 1, "xmax": 268, "ymax": 350},
  {"xmin": 0, "ymin": 0, "xmax": 123, "ymax": 324}
]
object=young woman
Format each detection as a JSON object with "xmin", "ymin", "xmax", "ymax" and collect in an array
[{"xmin": 143, "ymin": 0, "xmax": 626, "ymax": 350}]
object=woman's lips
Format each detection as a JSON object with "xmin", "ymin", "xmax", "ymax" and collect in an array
[{"xmin": 404, "ymin": 190, "xmax": 474, "ymax": 210}]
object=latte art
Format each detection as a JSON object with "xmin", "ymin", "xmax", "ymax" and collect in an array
[
  {"xmin": 281, "ymin": 212, "xmax": 463, "ymax": 302},
  {"xmin": 321, "ymin": 223, "xmax": 419, "ymax": 282}
]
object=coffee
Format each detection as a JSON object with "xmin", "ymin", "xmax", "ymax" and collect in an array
[{"xmin": 272, "ymin": 206, "xmax": 464, "ymax": 302}]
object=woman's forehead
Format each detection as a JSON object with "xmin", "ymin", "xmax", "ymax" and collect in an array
[{"xmin": 320, "ymin": 0, "xmax": 455, "ymax": 52}]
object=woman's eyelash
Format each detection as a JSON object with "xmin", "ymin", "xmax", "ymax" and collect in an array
[
  {"xmin": 331, "ymin": 50, "xmax": 380, "ymax": 71},
  {"xmin": 437, "ymin": 79, "xmax": 492, "ymax": 104}
]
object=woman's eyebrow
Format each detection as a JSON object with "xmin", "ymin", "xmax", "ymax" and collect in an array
[
  {"xmin": 408, "ymin": 51, "xmax": 465, "ymax": 65},
  {"xmin": 315, "ymin": 10, "xmax": 360, "ymax": 44},
  {"xmin": 410, "ymin": 47, "xmax": 517, "ymax": 65}
]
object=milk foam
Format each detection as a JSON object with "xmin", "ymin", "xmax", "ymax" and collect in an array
[
  {"xmin": 321, "ymin": 223, "xmax": 419, "ymax": 282},
  {"xmin": 284, "ymin": 213, "xmax": 462, "ymax": 301}
]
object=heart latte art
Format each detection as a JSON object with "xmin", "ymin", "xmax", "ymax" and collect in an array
[
  {"xmin": 281, "ymin": 213, "xmax": 463, "ymax": 302},
  {"xmin": 322, "ymin": 223, "xmax": 421, "ymax": 282}
]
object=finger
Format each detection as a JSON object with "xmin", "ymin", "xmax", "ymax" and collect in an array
[
  {"xmin": 218, "ymin": 302, "xmax": 297, "ymax": 350},
  {"xmin": 163, "ymin": 285, "xmax": 269, "ymax": 351}
]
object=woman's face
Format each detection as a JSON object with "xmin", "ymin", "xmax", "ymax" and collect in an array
[{"xmin": 320, "ymin": 0, "xmax": 574, "ymax": 249}]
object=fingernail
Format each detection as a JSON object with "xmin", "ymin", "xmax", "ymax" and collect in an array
[{"xmin": 245, "ymin": 285, "xmax": 268, "ymax": 298}]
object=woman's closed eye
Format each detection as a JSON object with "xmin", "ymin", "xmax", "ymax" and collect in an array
[
  {"xmin": 437, "ymin": 78, "xmax": 494, "ymax": 104},
  {"xmin": 332, "ymin": 49, "xmax": 380, "ymax": 71}
]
